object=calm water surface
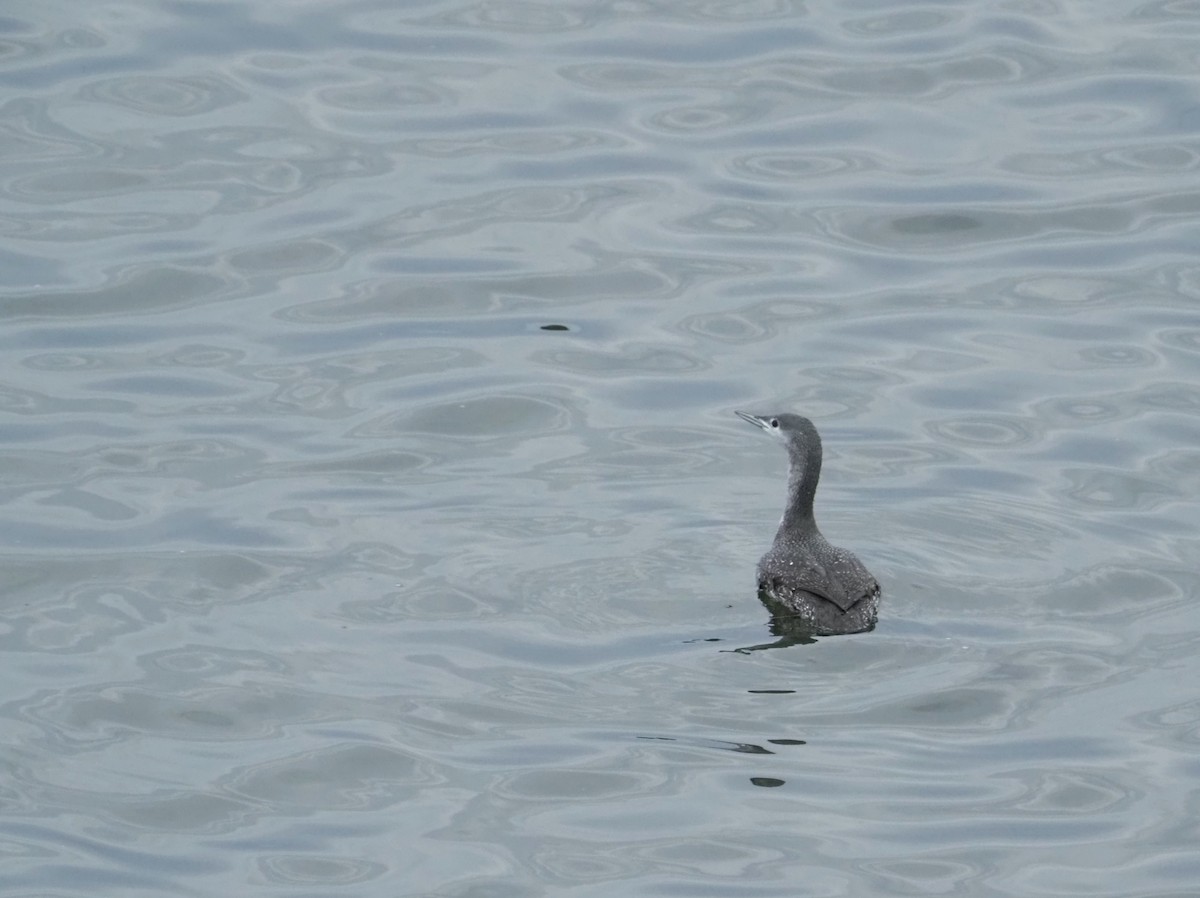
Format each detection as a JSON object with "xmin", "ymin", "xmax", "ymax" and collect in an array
[{"xmin": 2, "ymin": 1, "xmax": 1200, "ymax": 895}]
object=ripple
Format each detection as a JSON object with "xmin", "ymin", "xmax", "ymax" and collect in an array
[
  {"xmin": 1008, "ymin": 567, "xmax": 1171, "ymax": 623},
  {"xmin": 370, "ymin": 183, "xmax": 646, "ymax": 247},
  {"xmin": 1158, "ymin": 327, "xmax": 1200, "ymax": 354},
  {"xmin": 674, "ymin": 203, "xmax": 781, "ymax": 234},
  {"xmin": 145, "ymin": 645, "xmax": 290, "ymax": 677},
  {"xmin": 151, "ymin": 344, "xmax": 245, "ymax": 367},
  {"xmin": 21, "ymin": 352, "xmax": 108, "ymax": 371},
  {"xmin": 257, "ymin": 854, "xmax": 387, "ymax": 886},
  {"xmin": 1076, "ymin": 344, "xmax": 1158, "ymax": 367},
  {"xmin": 85, "ymin": 375, "xmax": 240, "ymax": 398},
  {"xmin": 1128, "ymin": 1, "xmax": 1200, "ymax": 23},
  {"xmin": 996, "ymin": 275, "xmax": 1117, "ymax": 309},
  {"xmin": 1146, "ymin": 449, "xmax": 1200, "ymax": 501},
  {"xmin": 821, "ymin": 208, "xmax": 1009, "ymax": 251},
  {"xmin": 862, "ymin": 858, "xmax": 978, "ymax": 894},
  {"xmin": 400, "ymin": 128, "xmax": 617, "ymax": 158},
  {"xmin": 926, "ymin": 415, "xmax": 1039, "ymax": 447},
  {"xmin": 822, "ymin": 188, "xmax": 1193, "ymax": 251},
  {"xmin": 527, "ymin": 846, "xmax": 629, "ymax": 883},
  {"xmin": 18, "ymin": 681, "xmax": 298, "ymax": 748},
  {"xmin": 824, "ymin": 64, "xmax": 937, "ymax": 97},
  {"xmin": 0, "ymin": 384, "xmax": 44, "ymax": 413},
  {"xmin": 229, "ymin": 239, "xmax": 343, "ymax": 277},
  {"xmin": 224, "ymin": 743, "xmax": 437, "ymax": 810},
  {"xmin": 662, "ymin": 0, "xmax": 803, "ymax": 22},
  {"xmin": 0, "ymin": 268, "xmax": 228, "ymax": 319},
  {"xmin": 849, "ymin": 441, "xmax": 963, "ymax": 479},
  {"xmin": 337, "ymin": 580, "xmax": 496, "ymax": 623},
  {"xmin": 288, "ymin": 449, "xmax": 433, "ymax": 478},
  {"xmin": 1034, "ymin": 396, "xmax": 1123, "ymax": 424},
  {"xmin": 892, "ymin": 212, "xmax": 982, "ymax": 235},
  {"xmin": 497, "ymin": 768, "xmax": 654, "ymax": 801},
  {"xmin": 1139, "ymin": 380, "xmax": 1200, "ymax": 412},
  {"xmin": 0, "ymin": 98, "xmax": 95, "ymax": 173},
  {"xmin": 557, "ymin": 62, "xmax": 699, "ymax": 89},
  {"xmin": 642, "ymin": 100, "xmax": 766, "ymax": 134},
  {"xmin": 1131, "ymin": 696, "xmax": 1200, "ymax": 745},
  {"xmin": 888, "ymin": 496, "xmax": 1075, "ymax": 575},
  {"xmin": 425, "ymin": 1, "xmax": 594, "ymax": 32},
  {"xmin": 2, "ymin": 585, "xmax": 153, "ymax": 653},
  {"xmin": 7, "ymin": 169, "xmax": 150, "ymax": 200},
  {"xmin": 1101, "ymin": 143, "xmax": 1200, "ymax": 171},
  {"xmin": 1059, "ymin": 468, "xmax": 1176, "ymax": 511},
  {"xmin": 77, "ymin": 76, "xmax": 246, "ymax": 117},
  {"xmin": 1005, "ymin": 135, "xmax": 1200, "ymax": 181},
  {"xmin": 532, "ymin": 343, "xmax": 709, "ymax": 376},
  {"xmin": 406, "ymin": 395, "xmax": 569, "ymax": 438},
  {"xmin": 676, "ymin": 297, "xmax": 835, "ymax": 348},
  {"xmin": 841, "ymin": 9, "xmax": 960, "ymax": 37},
  {"xmin": 315, "ymin": 80, "xmax": 449, "ymax": 111},
  {"xmin": 897, "ymin": 349, "xmax": 986, "ymax": 373},
  {"xmin": 3, "ymin": 209, "xmax": 195, "ymax": 242},
  {"xmin": 1013, "ymin": 770, "xmax": 1132, "ymax": 814},
  {"xmin": 251, "ymin": 380, "xmax": 342, "ymax": 416},
  {"xmin": 523, "ymin": 424, "xmax": 734, "ymax": 483},
  {"xmin": 728, "ymin": 150, "xmax": 880, "ymax": 181}
]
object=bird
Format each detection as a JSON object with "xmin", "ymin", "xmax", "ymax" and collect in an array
[{"xmin": 736, "ymin": 411, "xmax": 880, "ymax": 635}]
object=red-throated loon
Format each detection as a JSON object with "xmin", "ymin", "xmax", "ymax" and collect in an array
[{"xmin": 736, "ymin": 411, "xmax": 880, "ymax": 635}]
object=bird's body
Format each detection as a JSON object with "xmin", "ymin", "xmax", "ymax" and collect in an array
[{"xmin": 736, "ymin": 411, "xmax": 880, "ymax": 635}]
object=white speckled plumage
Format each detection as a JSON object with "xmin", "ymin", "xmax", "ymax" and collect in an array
[{"xmin": 736, "ymin": 411, "xmax": 880, "ymax": 635}]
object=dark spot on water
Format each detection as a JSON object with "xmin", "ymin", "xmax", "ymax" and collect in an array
[
  {"xmin": 767, "ymin": 739, "xmax": 806, "ymax": 746},
  {"xmin": 750, "ymin": 777, "xmax": 785, "ymax": 788},
  {"xmin": 540, "ymin": 323, "xmax": 569, "ymax": 331},
  {"xmin": 747, "ymin": 689, "xmax": 796, "ymax": 694}
]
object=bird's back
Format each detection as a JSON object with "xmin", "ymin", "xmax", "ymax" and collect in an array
[{"xmin": 757, "ymin": 532, "xmax": 879, "ymax": 634}]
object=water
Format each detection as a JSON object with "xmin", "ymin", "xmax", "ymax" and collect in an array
[{"xmin": 2, "ymin": 1, "xmax": 1200, "ymax": 895}]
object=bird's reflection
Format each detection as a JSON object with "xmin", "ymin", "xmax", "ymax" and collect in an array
[
  {"xmin": 727, "ymin": 613, "xmax": 818, "ymax": 653},
  {"xmin": 726, "ymin": 593, "xmax": 877, "ymax": 653}
]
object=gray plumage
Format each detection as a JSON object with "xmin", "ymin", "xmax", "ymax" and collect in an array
[{"xmin": 736, "ymin": 411, "xmax": 880, "ymax": 635}]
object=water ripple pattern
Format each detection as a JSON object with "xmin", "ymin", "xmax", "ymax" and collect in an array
[{"xmin": 1, "ymin": 1, "xmax": 1199, "ymax": 896}]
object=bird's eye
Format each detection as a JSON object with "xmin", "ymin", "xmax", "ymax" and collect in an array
[{"xmin": 770, "ymin": 418, "xmax": 779, "ymax": 428}]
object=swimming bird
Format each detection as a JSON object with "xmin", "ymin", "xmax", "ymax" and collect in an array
[{"xmin": 736, "ymin": 411, "xmax": 880, "ymax": 635}]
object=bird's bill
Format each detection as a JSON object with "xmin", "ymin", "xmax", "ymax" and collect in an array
[{"xmin": 735, "ymin": 410, "xmax": 771, "ymax": 431}]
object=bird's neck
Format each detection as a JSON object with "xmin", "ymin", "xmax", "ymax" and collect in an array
[{"xmin": 778, "ymin": 451, "xmax": 821, "ymax": 536}]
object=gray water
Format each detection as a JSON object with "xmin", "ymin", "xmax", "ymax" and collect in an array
[{"xmin": 3, "ymin": 1, "xmax": 1200, "ymax": 895}]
